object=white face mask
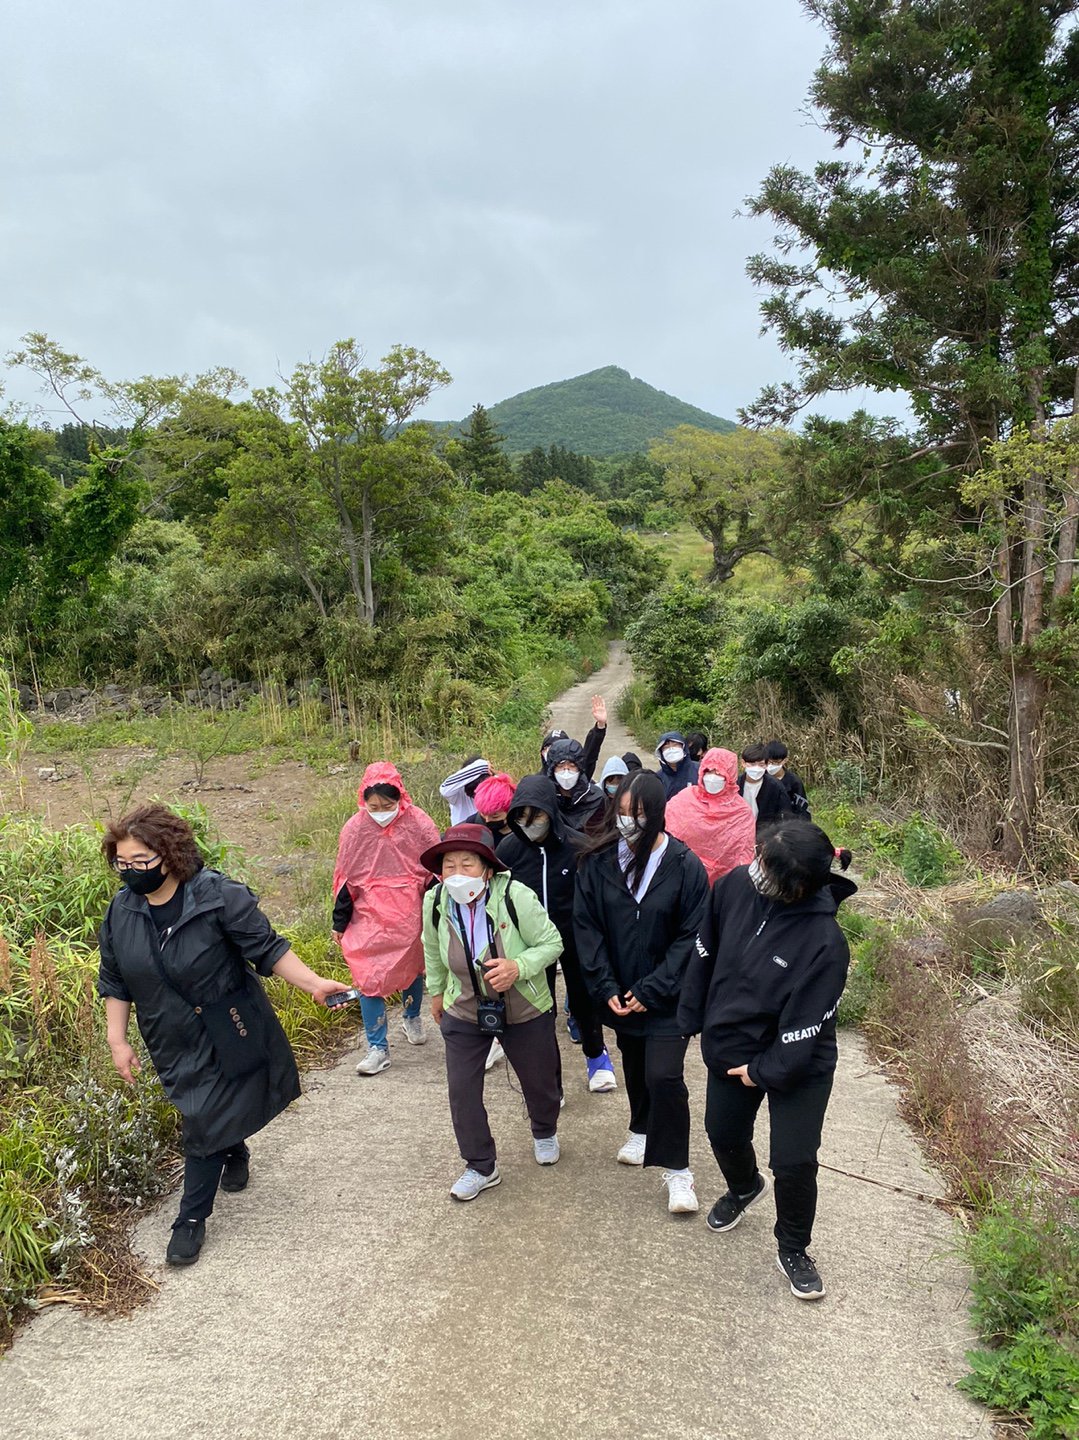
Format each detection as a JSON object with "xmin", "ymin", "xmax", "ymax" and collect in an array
[
  {"xmin": 554, "ymin": 768, "xmax": 579, "ymax": 791},
  {"xmin": 661, "ymin": 746, "xmax": 685, "ymax": 767},
  {"xmin": 616, "ymin": 814, "xmax": 642, "ymax": 842},
  {"xmin": 368, "ymin": 807, "xmax": 398, "ymax": 827},
  {"xmin": 444, "ymin": 872, "xmax": 487, "ymax": 906},
  {"xmin": 520, "ymin": 816, "xmax": 550, "ymax": 842},
  {"xmin": 744, "ymin": 765, "xmax": 766, "ymax": 782},
  {"xmin": 766, "ymin": 762, "xmax": 784, "ymax": 776},
  {"xmin": 702, "ymin": 774, "xmax": 725, "ymax": 795},
  {"xmin": 748, "ymin": 857, "xmax": 780, "ymax": 898}
]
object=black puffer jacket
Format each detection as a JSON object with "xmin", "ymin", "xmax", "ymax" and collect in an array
[
  {"xmin": 543, "ymin": 737, "xmax": 606, "ymax": 832},
  {"xmin": 97, "ymin": 868, "xmax": 300, "ymax": 1156},
  {"xmin": 574, "ymin": 835, "xmax": 709, "ymax": 1036},
  {"xmin": 677, "ymin": 865, "xmax": 856, "ymax": 1091},
  {"xmin": 496, "ymin": 774, "xmax": 579, "ymax": 961}
]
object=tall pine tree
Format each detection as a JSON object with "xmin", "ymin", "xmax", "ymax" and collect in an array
[{"xmin": 747, "ymin": 0, "xmax": 1079, "ymax": 864}]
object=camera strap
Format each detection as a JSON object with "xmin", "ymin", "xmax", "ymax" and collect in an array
[{"xmin": 455, "ymin": 901, "xmax": 497, "ymax": 999}]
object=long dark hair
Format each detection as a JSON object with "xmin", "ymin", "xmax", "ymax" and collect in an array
[
  {"xmin": 578, "ymin": 770, "xmax": 667, "ymax": 894},
  {"xmin": 758, "ymin": 821, "xmax": 852, "ymax": 904}
]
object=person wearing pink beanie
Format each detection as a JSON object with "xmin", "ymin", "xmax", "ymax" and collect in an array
[{"xmin": 468, "ymin": 773, "xmax": 517, "ymax": 844}]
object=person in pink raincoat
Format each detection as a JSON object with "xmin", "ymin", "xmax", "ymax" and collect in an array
[
  {"xmin": 663, "ymin": 748, "xmax": 756, "ymax": 887},
  {"xmin": 332, "ymin": 762, "xmax": 440, "ymax": 1076}
]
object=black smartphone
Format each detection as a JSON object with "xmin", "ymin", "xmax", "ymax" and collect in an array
[{"xmin": 325, "ymin": 988, "xmax": 364, "ymax": 1008}]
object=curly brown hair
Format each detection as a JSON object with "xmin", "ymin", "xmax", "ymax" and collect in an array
[{"xmin": 102, "ymin": 804, "xmax": 204, "ymax": 882}]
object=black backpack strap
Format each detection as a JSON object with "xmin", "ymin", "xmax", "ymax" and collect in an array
[{"xmin": 503, "ymin": 881, "xmax": 520, "ymax": 932}]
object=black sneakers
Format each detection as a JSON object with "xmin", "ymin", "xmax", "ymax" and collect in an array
[
  {"xmin": 776, "ymin": 1249, "xmax": 826, "ymax": 1300},
  {"xmin": 166, "ymin": 1220, "xmax": 206, "ymax": 1267},
  {"xmin": 220, "ymin": 1147, "xmax": 250, "ymax": 1193},
  {"xmin": 706, "ymin": 1172, "xmax": 770, "ymax": 1233}
]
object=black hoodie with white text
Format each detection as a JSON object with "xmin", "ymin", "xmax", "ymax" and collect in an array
[{"xmin": 677, "ymin": 864, "xmax": 856, "ymax": 1091}]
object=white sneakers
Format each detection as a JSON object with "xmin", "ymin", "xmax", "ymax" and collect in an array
[
  {"xmin": 450, "ymin": 1167, "xmax": 502, "ymax": 1201},
  {"xmin": 484, "ymin": 1037, "xmax": 505, "ymax": 1071},
  {"xmin": 401, "ymin": 1016, "xmax": 426, "ymax": 1046},
  {"xmin": 534, "ymin": 1136, "xmax": 560, "ymax": 1165},
  {"xmin": 663, "ymin": 1169, "xmax": 699, "ymax": 1213},
  {"xmin": 355, "ymin": 1046, "xmax": 390, "ymax": 1076},
  {"xmin": 617, "ymin": 1131, "xmax": 647, "ymax": 1166}
]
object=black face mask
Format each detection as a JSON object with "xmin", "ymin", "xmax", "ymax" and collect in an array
[{"xmin": 118, "ymin": 863, "xmax": 167, "ymax": 896}]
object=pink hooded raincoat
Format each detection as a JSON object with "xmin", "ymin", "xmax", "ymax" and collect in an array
[
  {"xmin": 664, "ymin": 747, "xmax": 756, "ymax": 886},
  {"xmin": 332, "ymin": 762, "xmax": 440, "ymax": 996}
]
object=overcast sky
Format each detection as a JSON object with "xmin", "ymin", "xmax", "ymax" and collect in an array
[{"xmin": 3, "ymin": 0, "xmax": 855, "ymax": 429}]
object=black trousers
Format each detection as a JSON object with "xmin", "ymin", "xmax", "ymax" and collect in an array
[
  {"xmin": 554, "ymin": 954, "xmax": 607, "ymax": 1061},
  {"xmin": 442, "ymin": 1010, "xmax": 561, "ymax": 1176},
  {"xmin": 176, "ymin": 1141, "xmax": 248, "ymax": 1226},
  {"xmin": 614, "ymin": 1031, "xmax": 691, "ymax": 1170},
  {"xmin": 704, "ymin": 1069, "xmax": 833, "ymax": 1251}
]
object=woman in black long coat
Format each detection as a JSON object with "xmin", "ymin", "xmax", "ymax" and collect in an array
[
  {"xmin": 574, "ymin": 771, "xmax": 708, "ymax": 1217},
  {"xmin": 97, "ymin": 803, "xmax": 351, "ymax": 1267}
]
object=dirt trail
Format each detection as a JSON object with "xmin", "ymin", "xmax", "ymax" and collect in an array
[
  {"xmin": 0, "ymin": 645, "xmax": 989, "ymax": 1440},
  {"xmin": 546, "ymin": 639, "xmax": 641, "ymax": 763}
]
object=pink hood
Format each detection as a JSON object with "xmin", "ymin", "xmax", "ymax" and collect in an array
[
  {"xmin": 332, "ymin": 761, "xmax": 440, "ymax": 995},
  {"xmin": 664, "ymin": 747, "xmax": 756, "ymax": 885}
]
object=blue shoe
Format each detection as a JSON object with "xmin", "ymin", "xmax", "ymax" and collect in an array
[
  {"xmin": 586, "ymin": 1051, "xmax": 617, "ymax": 1092},
  {"xmin": 566, "ymin": 1012, "xmax": 581, "ymax": 1045}
]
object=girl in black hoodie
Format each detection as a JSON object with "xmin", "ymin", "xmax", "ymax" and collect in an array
[
  {"xmin": 575, "ymin": 771, "xmax": 709, "ymax": 1215},
  {"xmin": 678, "ymin": 821, "xmax": 854, "ymax": 1301}
]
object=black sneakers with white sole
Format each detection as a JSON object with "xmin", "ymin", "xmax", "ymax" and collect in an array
[
  {"xmin": 776, "ymin": 1249, "xmax": 826, "ymax": 1300},
  {"xmin": 705, "ymin": 1172, "xmax": 770, "ymax": 1233}
]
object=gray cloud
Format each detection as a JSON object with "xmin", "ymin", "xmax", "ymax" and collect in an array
[{"xmin": 3, "ymin": 0, "xmax": 879, "ymax": 428}]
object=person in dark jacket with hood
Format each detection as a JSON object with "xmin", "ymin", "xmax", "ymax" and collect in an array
[
  {"xmin": 540, "ymin": 692, "xmax": 610, "ymax": 779},
  {"xmin": 655, "ymin": 731, "xmax": 699, "ymax": 799},
  {"xmin": 678, "ymin": 821, "xmax": 855, "ymax": 1302},
  {"xmin": 497, "ymin": 776, "xmax": 617, "ymax": 1093},
  {"xmin": 98, "ymin": 804, "xmax": 351, "ymax": 1267},
  {"xmin": 544, "ymin": 736, "xmax": 606, "ymax": 832},
  {"xmin": 738, "ymin": 743, "xmax": 795, "ymax": 834},
  {"xmin": 574, "ymin": 771, "xmax": 709, "ymax": 1216}
]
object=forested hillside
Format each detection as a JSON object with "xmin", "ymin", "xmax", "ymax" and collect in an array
[
  {"xmin": 0, "ymin": 337, "xmax": 670, "ymax": 733},
  {"xmin": 434, "ymin": 365, "xmax": 736, "ymax": 455}
]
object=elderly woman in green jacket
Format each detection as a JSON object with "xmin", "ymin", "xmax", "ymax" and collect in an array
[{"xmin": 422, "ymin": 823, "xmax": 564, "ymax": 1201}]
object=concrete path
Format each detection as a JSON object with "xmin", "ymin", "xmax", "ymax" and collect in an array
[{"xmin": 0, "ymin": 646, "xmax": 990, "ymax": 1440}]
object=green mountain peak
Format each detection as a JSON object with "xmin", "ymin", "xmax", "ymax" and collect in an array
[{"xmin": 440, "ymin": 366, "xmax": 735, "ymax": 456}]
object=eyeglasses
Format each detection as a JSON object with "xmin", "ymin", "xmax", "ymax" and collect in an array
[{"xmin": 111, "ymin": 855, "xmax": 161, "ymax": 872}]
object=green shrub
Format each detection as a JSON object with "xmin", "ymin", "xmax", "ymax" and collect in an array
[
  {"xmin": 961, "ymin": 1325, "xmax": 1079, "ymax": 1439},
  {"xmin": 899, "ymin": 814, "xmax": 960, "ymax": 887},
  {"xmin": 837, "ymin": 912, "xmax": 890, "ymax": 1025}
]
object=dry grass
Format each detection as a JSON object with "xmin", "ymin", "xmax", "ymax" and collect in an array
[{"xmin": 961, "ymin": 989, "xmax": 1079, "ymax": 1193}]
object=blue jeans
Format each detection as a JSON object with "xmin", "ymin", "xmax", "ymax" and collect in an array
[{"xmin": 361, "ymin": 975, "xmax": 424, "ymax": 1050}]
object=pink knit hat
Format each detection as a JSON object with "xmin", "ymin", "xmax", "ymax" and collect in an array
[{"xmin": 474, "ymin": 772, "xmax": 516, "ymax": 816}]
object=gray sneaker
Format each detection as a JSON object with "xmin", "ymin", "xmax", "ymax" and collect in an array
[
  {"xmin": 450, "ymin": 1167, "xmax": 502, "ymax": 1201},
  {"xmin": 355, "ymin": 1046, "xmax": 390, "ymax": 1076},
  {"xmin": 401, "ymin": 1015, "xmax": 426, "ymax": 1046},
  {"xmin": 534, "ymin": 1136, "xmax": 560, "ymax": 1165}
]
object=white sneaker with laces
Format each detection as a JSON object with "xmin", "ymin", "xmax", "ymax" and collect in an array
[
  {"xmin": 355, "ymin": 1046, "xmax": 390, "ymax": 1076},
  {"xmin": 484, "ymin": 1037, "xmax": 505, "ymax": 1070},
  {"xmin": 450, "ymin": 1167, "xmax": 502, "ymax": 1201},
  {"xmin": 534, "ymin": 1136, "xmax": 560, "ymax": 1165},
  {"xmin": 663, "ymin": 1169, "xmax": 699, "ymax": 1214},
  {"xmin": 616, "ymin": 1131, "xmax": 647, "ymax": 1166},
  {"xmin": 401, "ymin": 1015, "xmax": 426, "ymax": 1046}
]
